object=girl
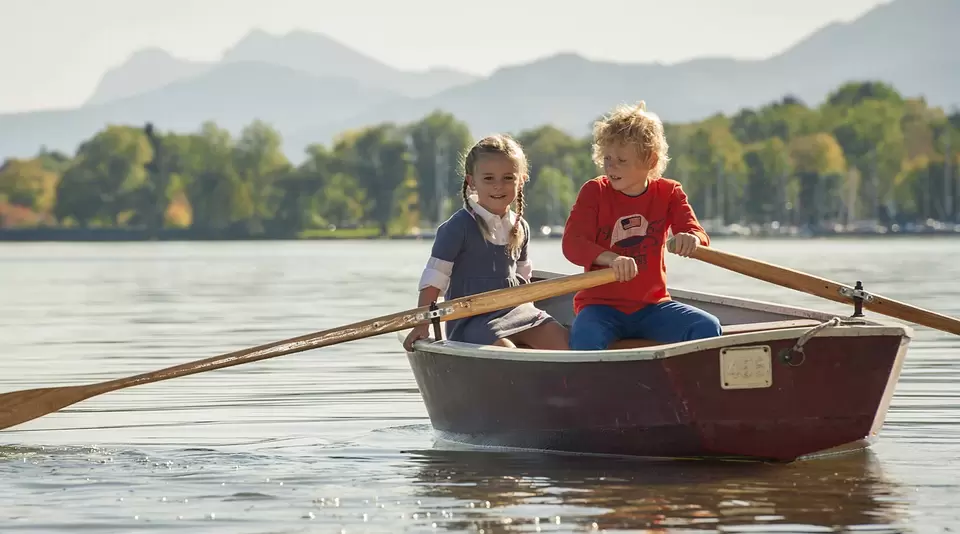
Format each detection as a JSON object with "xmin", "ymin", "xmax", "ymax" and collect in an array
[{"xmin": 402, "ymin": 134, "xmax": 569, "ymax": 352}]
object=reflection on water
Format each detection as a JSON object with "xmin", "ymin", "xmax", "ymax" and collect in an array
[
  {"xmin": 0, "ymin": 440, "xmax": 910, "ymax": 533},
  {"xmin": 1, "ymin": 239, "xmax": 959, "ymax": 532},
  {"xmin": 404, "ymin": 448, "xmax": 907, "ymax": 532}
]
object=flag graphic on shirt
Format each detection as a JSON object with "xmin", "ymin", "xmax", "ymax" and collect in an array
[{"xmin": 610, "ymin": 213, "xmax": 650, "ymax": 248}]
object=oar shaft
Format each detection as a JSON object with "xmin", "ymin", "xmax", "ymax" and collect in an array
[
  {"xmin": 99, "ymin": 268, "xmax": 617, "ymax": 394},
  {"xmin": 857, "ymin": 293, "xmax": 960, "ymax": 335},
  {"xmin": 692, "ymin": 247, "xmax": 851, "ymax": 305},
  {"xmin": 0, "ymin": 268, "xmax": 616, "ymax": 432},
  {"xmin": 689, "ymin": 246, "xmax": 960, "ymax": 335}
]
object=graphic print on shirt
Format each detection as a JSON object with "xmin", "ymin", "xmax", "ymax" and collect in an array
[
  {"xmin": 610, "ymin": 213, "xmax": 650, "ymax": 248},
  {"xmin": 597, "ymin": 213, "xmax": 666, "ymax": 270}
]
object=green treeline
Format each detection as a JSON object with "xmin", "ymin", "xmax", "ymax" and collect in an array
[{"xmin": 1, "ymin": 81, "xmax": 957, "ymax": 237}]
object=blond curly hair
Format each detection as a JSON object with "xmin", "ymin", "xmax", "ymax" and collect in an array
[{"xmin": 591, "ymin": 100, "xmax": 670, "ymax": 178}]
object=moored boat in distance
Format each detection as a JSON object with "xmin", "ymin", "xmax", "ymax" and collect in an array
[{"xmin": 403, "ymin": 269, "xmax": 912, "ymax": 462}]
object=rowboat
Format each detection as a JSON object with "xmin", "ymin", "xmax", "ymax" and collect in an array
[
  {"xmin": 403, "ymin": 269, "xmax": 912, "ymax": 462},
  {"xmin": 4, "ymin": 245, "xmax": 939, "ymax": 450}
]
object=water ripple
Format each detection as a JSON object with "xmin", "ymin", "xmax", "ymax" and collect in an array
[{"xmin": 1, "ymin": 239, "xmax": 959, "ymax": 532}]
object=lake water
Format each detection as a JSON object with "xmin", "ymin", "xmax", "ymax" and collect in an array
[{"xmin": 1, "ymin": 238, "xmax": 958, "ymax": 533}]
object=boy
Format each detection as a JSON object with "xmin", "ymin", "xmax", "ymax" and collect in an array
[{"xmin": 561, "ymin": 101, "xmax": 722, "ymax": 350}]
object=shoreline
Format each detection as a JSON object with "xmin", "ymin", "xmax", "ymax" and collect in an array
[{"xmin": 0, "ymin": 228, "xmax": 958, "ymax": 243}]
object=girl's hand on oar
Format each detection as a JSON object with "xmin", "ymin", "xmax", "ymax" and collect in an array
[{"xmin": 403, "ymin": 325, "xmax": 430, "ymax": 352}]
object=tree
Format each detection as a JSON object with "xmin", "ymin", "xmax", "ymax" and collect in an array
[
  {"xmin": 9, "ymin": 79, "xmax": 957, "ymax": 235},
  {"xmin": 318, "ymin": 173, "xmax": 367, "ymax": 228},
  {"xmin": 515, "ymin": 126, "xmax": 578, "ymax": 176},
  {"xmin": 789, "ymin": 133, "xmax": 849, "ymax": 225},
  {"xmin": 180, "ymin": 122, "xmax": 251, "ymax": 234},
  {"xmin": 830, "ymin": 100, "xmax": 905, "ymax": 221},
  {"xmin": 525, "ymin": 166, "xmax": 576, "ymax": 229},
  {"xmin": 730, "ymin": 96, "xmax": 818, "ymax": 145},
  {"xmin": 36, "ymin": 148, "xmax": 72, "ymax": 174},
  {"xmin": 406, "ymin": 111, "xmax": 472, "ymax": 225},
  {"xmin": 54, "ymin": 125, "xmax": 153, "ymax": 227},
  {"xmin": 233, "ymin": 120, "xmax": 291, "ymax": 235},
  {"xmin": 825, "ymin": 81, "xmax": 903, "ymax": 109},
  {"xmin": 0, "ymin": 158, "xmax": 60, "ymax": 215},
  {"xmin": 685, "ymin": 122, "xmax": 747, "ymax": 223},
  {"xmin": 893, "ymin": 157, "xmax": 952, "ymax": 222},
  {"xmin": 742, "ymin": 137, "xmax": 792, "ymax": 223},
  {"xmin": 132, "ymin": 123, "xmax": 190, "ymax": 232},
  {"xmin": 335, "ymin": 123, "xmax": 412, "ymax": 235}
]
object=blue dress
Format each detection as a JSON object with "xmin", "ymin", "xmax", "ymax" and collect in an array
[{"xmin": 428, "ymin": 209, "xmax": 557, "ymax": 344}]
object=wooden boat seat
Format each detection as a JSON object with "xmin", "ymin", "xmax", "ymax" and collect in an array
[{"xmin": 608, "ymin": 319, "xmax": 824, "ymax": 350}]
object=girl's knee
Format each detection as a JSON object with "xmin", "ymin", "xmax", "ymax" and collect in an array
[
  {"xmin": 548, "ymin": 322, "xmax": 571, "ymax": 350},
  {"xmin": 517, "ymin": 321, "xmax": 569, "ymax": 350}
]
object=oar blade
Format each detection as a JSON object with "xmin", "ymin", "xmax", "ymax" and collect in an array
[
  {"xmin": 0, "ymin": 385, "xmax": 96, "ymax": 431},
  {"xmin": 0, "ymin": 269, "xmax": 620, "ymax": 431}
]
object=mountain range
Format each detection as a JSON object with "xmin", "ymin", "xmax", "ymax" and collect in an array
[{"xmin": 1, "ymin": 0, "xmax": 956, "ymax": 162}]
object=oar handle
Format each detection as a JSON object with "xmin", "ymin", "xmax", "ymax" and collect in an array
[{"xmin": 667, "ymin": 237, "xmax": 960, "ymax": 335}]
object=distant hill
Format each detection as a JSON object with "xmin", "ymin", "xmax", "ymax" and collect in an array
[
  {"xmin": 219, "ymin": 29, "xmax": 479, "ymax": 98},
  {"xmin": 760, "ymin": 0, "xmax": 958, "ymax": 109},
  {"xmin": 83, "ymin": 29, "xmax": 478, "ymax": 106},
  {"xmin": 4, "ymin": 62, "xmax": 400, "ymax": 158},
  {"xmin": 288, "ymin": 0, "xmax": 959, "ymax": 150},
  {"xmin": 1, "ymin": 0, "xmax": 956, "ymax": 162},
  {"xmin": 84, "ymin": 48, "xmax": 211, "ymax": 106}
]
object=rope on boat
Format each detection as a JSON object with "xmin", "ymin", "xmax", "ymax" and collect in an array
[{"xmin": 781, "ymin": 316, "xmax": 853, "ymax": 366}]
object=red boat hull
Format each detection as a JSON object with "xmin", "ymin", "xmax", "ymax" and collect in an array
[{"xmin": 407, "ymin": 333, "xmax": 907, "ymax": 462}]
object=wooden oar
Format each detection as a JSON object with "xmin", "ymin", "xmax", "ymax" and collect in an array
[
  {"xmin": 0, "ymin": 268, "xmax": 616, "ymax": 431},
  {"xmin": 668, "ymin": 238, "xmax": 960, "ymax": 335}
]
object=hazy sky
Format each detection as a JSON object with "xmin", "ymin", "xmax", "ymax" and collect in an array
[{"xmin": 3, "ymin": 0, "xmax": 889, "ymax": 114}]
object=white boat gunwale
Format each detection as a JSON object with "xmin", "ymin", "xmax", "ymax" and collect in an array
[
  {"xmin": 409, "ymin": 324, "xmax": 911, "ymax": 363},
  {"xmin": 403, "ymin": 269, "xmax": 912, "ymax": 362}
]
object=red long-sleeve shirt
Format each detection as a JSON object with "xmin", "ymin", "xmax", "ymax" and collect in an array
[{"xmin": 561, "ymin": 175, "xmax": 710, "ymax": 315}]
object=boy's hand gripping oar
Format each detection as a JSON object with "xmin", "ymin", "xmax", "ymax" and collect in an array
[{"xmin": 0, "ymin": 269, "xmax": 616, "ymax": 431}]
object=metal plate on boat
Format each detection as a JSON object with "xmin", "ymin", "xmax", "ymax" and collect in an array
[{"xmin": 719, "ymin": 346, "xmax": 772, "ymax": 390}]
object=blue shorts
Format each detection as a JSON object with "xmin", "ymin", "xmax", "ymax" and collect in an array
[{"xmin": 569, "ymin": 300, "xmax": 722, "ymax": 350}]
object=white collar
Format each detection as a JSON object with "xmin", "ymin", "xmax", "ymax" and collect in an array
[{"xmin": 467, "ymin": 194, "xmax": 516, "ymax": 228}]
